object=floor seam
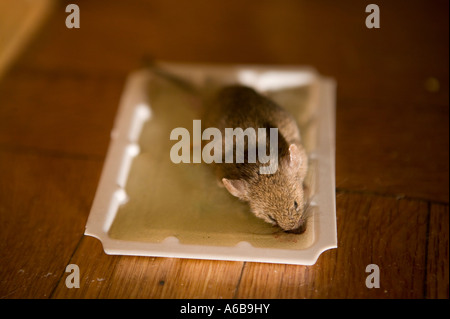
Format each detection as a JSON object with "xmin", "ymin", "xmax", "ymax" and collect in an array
[{"xmin": 48, "ymin": 234, "xmax": 85, "ymax": 299}]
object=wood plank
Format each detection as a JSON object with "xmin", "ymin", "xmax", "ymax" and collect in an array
[
  {"xmin": 50, "ymin": 236, "xmax": 244, "ymax": 299},
  {"xmin": 0, "ymin": 0, "xmax": 54, "ymax": 79},
  {"xmin": 0, "ymin": 71, "xmax": 124, "ymax": 158},
  {"xmin": 426, "ymin": 204, "xmax": 449, "ymax": 299},
  {"xmin": 12, "ymin": 0, "xmax": 448, "ymax": 105},
  {"xmin": 0, "ymin": 150, "xmax": 102, "ymax": 298},
  {"xmin": 235, "ymin": 193, "xmax": 430, "ymax": 298},
  {"xmin": 336, "ymin": 98, "xmax": 449, "ymax": 203},
  {"xmin": 0, "ymin": 0, "xmax": 447, "ymax": 300}
]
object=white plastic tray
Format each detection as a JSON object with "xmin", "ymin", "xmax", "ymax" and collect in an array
[{"xmin": 85, "ymin": 62, "xmax": 337, "ymax": 265}]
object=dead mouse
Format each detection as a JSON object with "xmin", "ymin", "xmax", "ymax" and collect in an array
[
  {"xmin": 147, "ymin": 62, "xmax": 309, "ymax": 233},
  {"xmin": 201, "ymin": 85, "xmax": 309, "ymax": 234}
]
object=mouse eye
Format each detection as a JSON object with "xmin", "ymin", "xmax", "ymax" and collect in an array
[
  {"xmin": 268, "ymin": 215, "xmax": 277, "ymax": 224},
  {"xmin": 294, "ymin": 201, "xmax": 298, "ymax": 210}
]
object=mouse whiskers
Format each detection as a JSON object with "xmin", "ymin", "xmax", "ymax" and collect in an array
[{"xmin": 302, "ymin": 200, "xmax": 314, "ymax": 221}]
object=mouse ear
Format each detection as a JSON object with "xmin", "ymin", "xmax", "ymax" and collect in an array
[
  {"xmin": 288, "ymin": 144, "xmax": 303, "ymax": 168},
  {"xmin": 222, "ymin": 178, "xmax": 249, "ymax": 200},
  {"xmin": 287, "ymin": 144, "xmax": 308, "ymax": 180}
]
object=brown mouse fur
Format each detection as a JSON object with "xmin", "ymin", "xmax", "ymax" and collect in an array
[{"xmin": 202, "ymin": 85, "xmax": 309, "ymax": 233}]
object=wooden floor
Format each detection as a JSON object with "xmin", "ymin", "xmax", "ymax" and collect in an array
[{"xmin": 0, "ymin": 0, "xmax": 448, "ymax": 299}]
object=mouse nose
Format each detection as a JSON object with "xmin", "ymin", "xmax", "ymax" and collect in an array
[{"xmin": 285, "ymin": 222, "xmax": 307, "ymax": 234}]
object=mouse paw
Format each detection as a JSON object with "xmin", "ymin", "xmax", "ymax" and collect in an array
[{"xmin": 216, "ymin": 179, "xmax": 225, "ymax": 188}]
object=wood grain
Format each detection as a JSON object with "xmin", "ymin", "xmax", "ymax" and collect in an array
[
  {"xmin": 0, "ymin": 0, "xmax": 54, "ymax": 79},
  {"xmin": 0, "ymin": 71, "xmax": 124, "ymax": 158},
  {"xmin": 235, "ymin": 193, "xmax": 431, "ymax": 299},
  {"xmin": 336, "ymin": 98, "xmax": 449, "ymax": 203},
  {"xmin": 0, "ymin": 0, "xmax": 448, "ymax": 299},
  {"xmin": 426, "ymin": 204, "xmax": 449, "ymax": 298},
  {"xmin": 50, "ymin": 236, "xmax": 244, "ymax": 299},
  {"xmin": 0, "ymin": 150, "xmax": 101, "ymax": 298},
  {"xmin": 18, "ymin": 0, "xmax": 449, "ymax": 102}
]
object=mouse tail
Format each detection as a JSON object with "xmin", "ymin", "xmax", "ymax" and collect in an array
[
  {"xmin": 141, "ymin": 55, "xmax": 201, "ymax": 96},
  {"xmin": 141, "ymin": 55, "xmax": 207, "ymax": 116}
]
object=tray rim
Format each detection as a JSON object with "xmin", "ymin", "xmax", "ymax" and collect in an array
[{"xmin": 84, "ymin": 63, "xmax": 337, "ymax": 265}]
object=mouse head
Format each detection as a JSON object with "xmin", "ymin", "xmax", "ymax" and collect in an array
[{"xmin": 222, "ymin": 143, "xmax": 308, "ymax": 233}]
